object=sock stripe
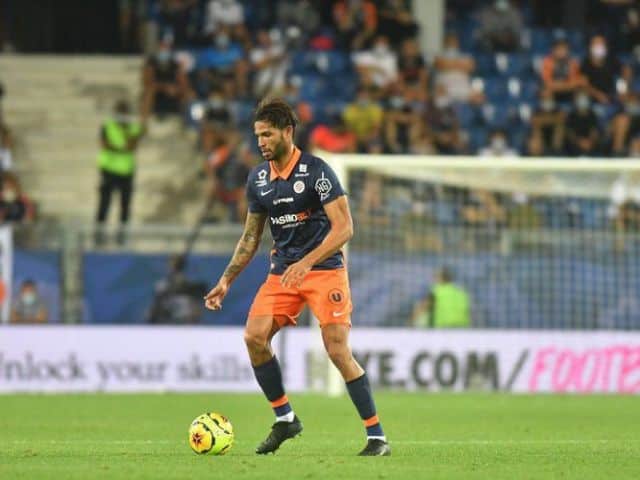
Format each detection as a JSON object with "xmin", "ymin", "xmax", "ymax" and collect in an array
[
  {"xmin": 270, "ymin": 394, "xmax": 289, "ymax": 408},
  {"xmin": 363, "ymin": 415, "xmax": 380, "ymax": 427}
]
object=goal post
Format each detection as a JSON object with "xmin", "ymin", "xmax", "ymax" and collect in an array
[{"xmin": 309, "ymin": 153, "xmax": 640, "ymax": 394}]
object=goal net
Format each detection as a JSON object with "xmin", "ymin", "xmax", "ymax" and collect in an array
[{"xmin": 322, "ymin": 154, "xmax": 640, "ymax": 331}]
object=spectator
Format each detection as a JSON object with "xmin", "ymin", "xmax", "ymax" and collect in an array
[
  {"xmin": 276, "ymin": 0, "xmax": 322, "ymax": 39},
  {"xmin": 196, "ymin": 30, "xmax": 248, "ymax": 97},
  {"xmin": 308, "ymin": 115, "xmax": 357, "ymax": 153},
  {"xmin": 610, "ymin": 170, "xmax": 640, "ymax": 235},
  {"xmin": 158, "ymin": 0, "xmax": 200, "ymax": 48},
  {"xmin": 611, "ymin": 92, "xmax": 640, "ymax": 155},
  {"xmin": 377, "ymin": 0, "xmax": 419, "ymax": 48},
  {"xmin": 580, "ymin": 34, "xmax": 631, "ymax": 104},
  {"xmin": 479, "ymin": 129, "xmax": 518, "ymax": 157},
  {"xmin": 565, "ymin": 91, "xmax": 601, "ymax": 156},
  {"xmin": 384, "ymin": 89, "xmax": 422, "ymax": 153},
  {"xmin": 528, "ymin": 90, "xmax": 566, "ymax": 156},
  {"xmin": 200, "ymin": 86, "xmax": 234, "ymax": 154},
  {"xmin": 424, "ymin": 85, "xmax": 464, "ymax": 154},
  {"xmin": 409, "ymin": 127, "xmax": 437, "ymax": 155},
  {"xmin": 95, "ymin": 100, "xmax": 145, "ymax": 245},
  {"xmin": 0, "ymin": 110, "xmax": 13, "ymax": 170},
  {"xmin": 540, "ymin": 39, "xmax": 584, "ymax": 103},
  {"xmin": 622, "ymin": 7, "xmax": 640, "ymax": 52},
  {"xmin": 203, "ymin": 0, "xmax": 249, "ymax": 49},
  {"xmin": 478, "ymin": 0, "xmax": 523, "ymax": 52},
  {"xmin": 397, "ymin": 38, "xmax": 429, "ymax": 94},
  {"xmin": 10, "ymin": 280, "xmax": 48, "ymax": 324},
  {"xmin": 148, "ymin": 255, "xmax": 207, "ymax": 324},
  {"xmin": 333, "ymin": 0, "xmax": 378, "ymax": 51},
  {"xmin": 142, "ymin": 40, "xmax": 191, "ymax": 120},
  {"xmin": 461, "ymin": 189, "xmax": 507, "ymax": 236},
  {"xmin": 352, "ymin": 35, "xmax": 399, "ymax": 93},
  {"xmin": 205, "ymin": 135, "xmax": 253, "ymax": 222},
  {"xmin": 342, "ymin": 86, "xmax": 384, "ymax": 151},
  {"xmin": 434, "ymin": 32, "xmax": 478, "ymax": 103},
  {"xmin": 0, "ymin": 173, "xmax": 35, "ymax": 223},
  {"xmin": 411, "ymin": 267, "xmax": 471, "ymax": 328},
  {"xmin": 250, "ymin": 29, "xmax": 288, "ymax": 98}
]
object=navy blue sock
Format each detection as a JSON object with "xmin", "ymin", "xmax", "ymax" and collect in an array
[
  {"xmin": 253, "ymin": 356, "xmax": 293, "ymax": 418},
  {"xmin": 346, "ymin": 373, "xmax": 385, "ymax": 438}
]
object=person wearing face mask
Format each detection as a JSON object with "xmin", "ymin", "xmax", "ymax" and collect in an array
[
  {"xmin": 565, "ymin": 91, "xmax": 601, "ymax": 156},
  {"xmin": 610, "ymin": 92, "xmax": 640, "ymax": 155},
  {"xmin": 478, "ymin": 0, "xmax": 523, "ymax": 52},
  {"xmin": 580, "ymin": 34, "xmax": 631, "ymax": 104},
  {"xmin": 377, "ymin": 0, "xmax": 419, "ymax": 48},
  {"xmin": 10, "ymin": 280, "xmax": 48, "ymax": 324},
  {"xmin": 333, "ymin": 0, "xmax": 378, "ymax": 51},
  {"xmin": 425, "ymin": 85, "xmax": 464, "ymax": 154},
  {"xmin": 434, "ymin": 32, "xmax": 476, "ymax": 103},
  {"xmin": 142, "ymin": 40, "xmax": 190, "ymax": 120},
  {"xmin": 479, "ymin": 129, "xmax": 518, "ymax": 157},
  {"xmin": 343, "ymin": 87, "xmax": 384, "ymax": 151},
  {"xmin": 528, "ymin": 90, "xmax": 566, "ymax": 156},
  {"xmin": 0, "ymin": 174, "xmax": 34, "ymax": 223},
  {"xmin": 95, "ymin": 100, "xmax": 145, "ymax": 245},
  {"xmin": 541, "ymin": 39, "xmax": 584, "ymax": 104},
  {"xmin": 384, "ymin": 87, "xmax": 423, "ymax": 154},
  {"xmin": 397, "ymin": 38, "xmax": 429, "ymax": 93},
  {"xmin": 352, "ymin": 35, "xmax": 399, "ymax": 91}
]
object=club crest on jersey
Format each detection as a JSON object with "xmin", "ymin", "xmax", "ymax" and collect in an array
[
  {"xmin": 315, "ymin": 172, "xmax": 332, "ymax": 201},
  {"xmin": 293, "ymin": 180, "xmax": 305, "ymax": 194},
  {"xmin": 256, "ymin": 169, "xmax": 268, "ymax": 187}
]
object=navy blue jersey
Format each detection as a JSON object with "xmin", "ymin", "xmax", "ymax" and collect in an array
[{"xmin": 246, "ymin": 147, "xmax": 346, "ymax": 275}]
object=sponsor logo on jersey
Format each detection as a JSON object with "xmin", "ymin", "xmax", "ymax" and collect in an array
[
  {"xmin": 270, "ymin": 210, "xmax": 311, "ymax": 227},
  {"xmin": 273, "ymin": 197, "xmax": 294, "ymax": 205},
  {"xmin": 315, "ymin": 172, "xmax": 332, "ymax": 201},
  {"xmin": 299, "ymin": 164, "xmax": 307, "ymax": 173},
  {"xmin": 293, "ymin": 180, "xmax": 305, "ymax": 194},
  {"xmin": 256, "ymin": 169, "xmax": 268, "ymax": 187}
]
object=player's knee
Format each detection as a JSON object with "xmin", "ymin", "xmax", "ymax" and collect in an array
[
  {"xmin": 243, "ymin": 329, "xmax": 269, "ymax": 352},
  {"xmin": 326, "ymin": 342, "xmax": 351, "ymax": 368}
]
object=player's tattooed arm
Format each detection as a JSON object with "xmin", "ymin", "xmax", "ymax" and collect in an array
[{"xmin": 221, "ymin": 212, "xmax": 267, "ymax": 285}]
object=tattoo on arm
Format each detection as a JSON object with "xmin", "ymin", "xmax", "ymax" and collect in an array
[{"xmin": 221, "ymin": 213, "xmax": 266, "ymax": 284}]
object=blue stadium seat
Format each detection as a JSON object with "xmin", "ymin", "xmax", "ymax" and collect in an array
[
  {"xmin": 530, "ymin": 28, "xmax": 553, "ymax": 55},
  {"xmin": 483, "ymin": 77, "xmax": 509, "ymax": 103},
  {"xmin": 299, "ymin": 74, "xmax": 328, "ymax": 102},
  {"xmin": 494, "ymin": 53, "xmax": 529, "ymax": 77}
]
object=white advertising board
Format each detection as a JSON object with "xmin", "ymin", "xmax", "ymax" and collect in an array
[{"xmin": 2, "ymin": 327, "xmax": 639, "ymax": 394}]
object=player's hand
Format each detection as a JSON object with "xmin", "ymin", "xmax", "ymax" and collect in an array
[
  {"xmin": 204, "ymin": 281, "xmax": 229, "ymax": 311},
  {"xmin": 281, "ymin": 260, "xmax": 312, "ymax": 289}
]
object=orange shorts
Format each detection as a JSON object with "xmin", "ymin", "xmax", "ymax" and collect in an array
[{"xmin": 248, "ymin": 268, "xmax": 352, "ymax": 328}]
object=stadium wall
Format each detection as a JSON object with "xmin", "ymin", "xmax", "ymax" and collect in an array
[{"xmin": 2, "ymin": 327, "xmax": 639, "ymax": 394}]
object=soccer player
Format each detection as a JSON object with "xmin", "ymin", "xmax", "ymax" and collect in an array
[{"xmin": 204, "ymin": 98, "xmax": 390, "ymax": 456}]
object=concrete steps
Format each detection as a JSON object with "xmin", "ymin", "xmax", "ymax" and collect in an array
[{"xmin": 2, "ymin": 55, "xmax": 204, "ymax": 225}]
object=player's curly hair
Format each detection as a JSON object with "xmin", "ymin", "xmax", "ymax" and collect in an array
[{"xmin": 254, "ymin": 97, "xmax": 298, "ymax": 135}]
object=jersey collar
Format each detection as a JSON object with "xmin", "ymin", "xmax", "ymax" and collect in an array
[{"xmin": 270, "ymin": 146, "xmax": 301, "ymax": 181}]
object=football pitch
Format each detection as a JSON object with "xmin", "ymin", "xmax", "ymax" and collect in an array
[{"xmin": 1, "ymin": 393, "xmax": 639, "ymax": 480}]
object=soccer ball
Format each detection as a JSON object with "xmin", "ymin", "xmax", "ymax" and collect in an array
[{"xmin": 188, "ymin": 412, "xmax": 234, "ymax": 455}]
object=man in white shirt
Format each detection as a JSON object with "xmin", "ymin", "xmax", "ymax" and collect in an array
[{"xmin": 352, "ymin": 35, "xmax": 398, "ymax": 91}]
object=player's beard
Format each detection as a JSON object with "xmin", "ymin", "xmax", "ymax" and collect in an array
[{"xmin": 267, "ymin": 136, "xmax": 289, "ymax": 162}]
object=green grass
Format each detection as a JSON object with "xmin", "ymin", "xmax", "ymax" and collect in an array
[{"xmin": 1, "ymin": 393, "xmax": 639, "ymax": 479}]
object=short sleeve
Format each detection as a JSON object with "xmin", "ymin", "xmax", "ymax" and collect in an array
[
  {"xmin": 246, "ymin": 179, "xmax": 267, "ymax": 214},
  {"xmin": 312, "ymin": 160, "xmax": 346, "ymax": 205}
]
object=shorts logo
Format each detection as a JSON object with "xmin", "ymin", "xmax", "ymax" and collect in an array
[
  {"xmin": 328, "ymin": 289, "xmax": 344, "ymax": 304},
  {"xmin": 315, "ymin": 172, "xmax": 332, "ymax": 201},
  {"xmin": 293, "ymin": 180, "xmax": 305, "ymax": 194}
]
